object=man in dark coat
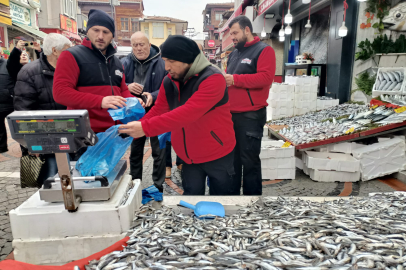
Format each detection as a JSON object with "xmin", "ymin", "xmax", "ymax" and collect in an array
[
  {"xmin": 0, "ymin": 47, "xmax": 14, "ymax": 153},
  {"xmin": 14, "ymin": 33, "xmax": 71, "ymax": 185},
  {"xmin": 121, "ymin": 31, "xmax": 167, "ymax": 192}
]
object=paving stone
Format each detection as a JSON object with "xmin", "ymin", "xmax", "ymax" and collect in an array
[{"xmin": 0, "ymin": 245, "xmax": 12, "ymax": 256}]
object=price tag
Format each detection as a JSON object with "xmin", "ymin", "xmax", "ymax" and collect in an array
[
  {"xmin": 372, "ymin": 105, "xmax": 378, "ymax": 109},
  {"xmin": 395, "ymin": 106, "xmax": 406, "ymax": 113},
  {"xmin": 281, "ymin": 141, "xmax": 291, "ymax": 148},
  {"xmin": 345, "ymin": 127, "xmax": 355, "ymax": 134}
]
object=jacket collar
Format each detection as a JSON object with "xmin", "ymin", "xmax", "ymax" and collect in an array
[
  {"xmin": 244, "ymin": 36, "xmax": 261, "ymax": 47},
  {"xmin": 129, "ymin": 44, "xmax": 161, "ymax": 66},
  {"xmin": 82, "ymin": 37, "xmax": 117, "ymax": 59},
  {"xmin": 40, "ymin": 53, "xmax": 55, "ymax": 76}
]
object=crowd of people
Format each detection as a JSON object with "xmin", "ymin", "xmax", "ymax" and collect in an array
[{"xmin": 0, "ymin": 9, "xmax": 276, "ymax": 196}]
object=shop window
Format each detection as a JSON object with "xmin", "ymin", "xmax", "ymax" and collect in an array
[
  {"xmin": 168, "ymin": 28, "xmax": 172, "ymax": 36},
  {"xmin": 63, "ymin": 0, "xmax": 76, "ymax": 19},
  {"xmin": 121, "ymin": 18, "xmax": 129, "ymax": 31},
  {"xmin": 153, "ymin": 23, "xmax": 164, "ymax": 39},
  {"xmin": 131, "ymin": 18, "xmax": 139, "ymax": 32},
  {"xmin": 215, "ymin": 12, "xmax": 222, "ymax": 21},
  {"xmin": 144, "ymin": 27, "xmax": 149, "ymax": 37}
]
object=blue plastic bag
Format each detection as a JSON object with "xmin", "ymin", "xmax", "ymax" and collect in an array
[
  {"xmin": 142, "ymin": 185, "xmax": 163, "ymax": 204},
  {"xmin": 158, "ymin": 132, "xmax": 171, "ymax": 149},
  {"xmin": 108, "ymin": 97, "xmax": 145, "ymax": 124},
  {"xmin": 76, "ymin": 125, "xmax": 133, "ymax": 177}
]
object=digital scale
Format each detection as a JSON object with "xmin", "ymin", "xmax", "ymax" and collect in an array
[{"xmin": 7, "ymin": 110, "xmax": 128, "ymax": 212}]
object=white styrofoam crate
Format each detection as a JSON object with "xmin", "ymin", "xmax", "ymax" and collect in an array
[
  {"xmin": 286, "ymin": 76, "xmax": 312, "ymax": 85},
  {"xmin": 269, "ymin": 91, "xmax": 293, "ymax": 101},
  {"xmin": 294, "ymin": 107, "xmax": 310, "ymax": 116},
  {"xmin": 262, "ymin": 168, "xmax": 296, "ymax": 180},
  {"xmin": 260, "ymin": 140, "xmax": 295, "ymax": 159},
  {"xmin": 296, "ymin": 156, "xmax": 303, "ymax": 169},
  {"xmin": 263, "ymin": 125, "xmax": 269, "ymax": 137},
  {"xmin": 305, "ymin": 166, "xmax": 361, "ymax": 182},
  {"xmin": 267, "ymin": 107, "xmax": 294, "ymax": 121},
  {"xmin": 294, "ymin": 85, "xmax": 311, "ymax": 93},
  {"xmin": 270, "ymin": 100, "xmax": 294, "ymax": 109},
  {"xmin": 372, "ymin": 67, "xmax": 406, "ymax": 95},
  {"xmin": 352, "ymin": 137, "xmax": 406, "ymax": 181},
  {"xmin": 316, "ymin": 99, "xmax": 324, "ymax": 111},
  {"xmin": 310, "ymin": 76, "xmax": 319, "ymax": 86},
  {"xmin": 271, "ymin": 83, "xmax": 295, "ymax": 94},
  {"xmin": 262, "ymin": 157, "xmax": 295, "ymax": 169},
  {"xmin": 326, "ymin": 142, "xmax": 364, "ymax": 154},
  {"xmin": 303, "ymin": 151, "xmax": 360, "ymax": 172}
]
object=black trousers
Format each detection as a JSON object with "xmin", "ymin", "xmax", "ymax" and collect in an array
[
  {"xmin": 232, "ymin": 108, "xmax": 266, "ymax": 195},
  {"xmin": 165, "ymin": 141, "xmax": 183, "ymax": 167},
  {"xmin": 0, "ymin": 111, "xmax": 12, "ymax": 153},
  {"xmin": 130, "ymin": 136, "xmax": 166, "ymax": 189},
  {"xmin": 181, "ymin": 150, "xmax": 240, "ymax": 195}
]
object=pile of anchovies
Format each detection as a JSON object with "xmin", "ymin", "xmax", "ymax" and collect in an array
[{"xmin": 85, "ymin": 193, "xmax": 406, "ymax": 270}]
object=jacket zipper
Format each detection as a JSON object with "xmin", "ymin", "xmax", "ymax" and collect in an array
[
  {"xmin": 210, "ymin": 131, "xmax": 223, "ymax": 146},
  {"xmin": 100, "ymin": 51, "xmax": 115, "ymax": 96},
  {"xmin": 98, "ymin": 63, "xmax": 106, "ymax": 82},
  {"xmin": 182, "ymin": 128, "xmax": 192, "ymax": 163},
  {"xmin": 246, "ymin": 89, "xmax": 254, "ymax": 106}
]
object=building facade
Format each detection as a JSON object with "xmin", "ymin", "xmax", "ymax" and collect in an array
[
  {"xmin": 140, "ymin": 16, "xmax": 187, "ymax": 47},
  {"xmin": 78, "ymin": 0, "xmax": 144, "ymax": 46},
  {"xmin": 38, "ymin": 0, "xmax": 82, "ymax": 45}
]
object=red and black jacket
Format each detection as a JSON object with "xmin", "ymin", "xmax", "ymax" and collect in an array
[
  {"xmin": 141, "ymin": 66, "xmax": 236, "ymax": 165},
  {"xmin": 226, "ymin": 36, "xmax": 276, "ymax": 113},
  {"xmin": 53, "ymin": 38, "xmax": 133, "ymax": 133}
]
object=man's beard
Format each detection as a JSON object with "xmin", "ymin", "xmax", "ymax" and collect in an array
[{"xmin": 235, "ymin": 34, "xmax": 248, "ymax": 51}]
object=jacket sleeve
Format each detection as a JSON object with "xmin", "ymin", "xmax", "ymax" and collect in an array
[
  {"xmin": 35, "ymin": 49, "xmax": 42, "ymax": 59},
  {"xmin": 233, "ymin": 46, "xmax": 276, "ymax": 90},
  {"xmin": 13, "ymin": 66, "xmax": 38, "ymax": 111},
  {"xmin": 121, "ymin": 57, "xmax": 131, "ymax": 86},
  {"xmin": 6, "ymin": 47, "xmax": 23, "ymax": 82},
  {"xmin": 53, "ymin": 51, "xmax": 104, "ymax": 109},
  {"xmin": 141, "ymin": 74, "xmax": 226, "ymax": 137}
]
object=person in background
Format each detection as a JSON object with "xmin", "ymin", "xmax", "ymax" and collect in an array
[
  {"xmin": 121, "ymin": 31, "xmax": 167, "ymax": 192},
  {"xmin": 7, "ymin": 40, "xmax": 42, "ymax": 83},
  {"xmin": 13, "ymin": 33, "xmax": 71, "ymax": 186},
  {"xmin": 225, "ymin": 16, "xmax": 276, "ymax": 196},
  {"xmin": 119, "ymin": 35, "xmax": 240, "ymax": 196},
  {"xmin": 0, "ymin": 47, "xmax": 14, "ymax": 153},
  {"xmin": 53, "ymin": 9, "xmax": 144, "ymax": 135}
]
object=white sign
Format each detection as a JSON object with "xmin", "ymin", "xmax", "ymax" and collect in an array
[{"xmin": 10, "ymin": 2, "xmax": 31, "ymax": 26}]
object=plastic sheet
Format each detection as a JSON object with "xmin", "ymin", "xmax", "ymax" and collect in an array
[
  {"xmin": 142, "ymin": 185, "xmax": 163, "ymax": 204},
  {"xmin": 76, "ymin": 125, "xmax": 133, "ymax": 177},
  {"xmin": 108, "ymin": 97, "xmax": 145, "ymax": 124},
  {"xmin": 158, "ymin": 132, "xmax": 171, "ymax": 149}
]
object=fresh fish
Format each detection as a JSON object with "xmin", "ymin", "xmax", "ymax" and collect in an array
[{"xmin": 383, "ymin": 1, "xmax": 406, "ymax": 32}]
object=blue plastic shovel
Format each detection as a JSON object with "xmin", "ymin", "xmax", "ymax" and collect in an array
[{"xmin": 179, "ymin": 200, "xmax": 225, "ymax": 218}]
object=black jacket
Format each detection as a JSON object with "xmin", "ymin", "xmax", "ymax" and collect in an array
[
  {"xmin": 121, "ymin": 44, "xmax": 166, "ymax": 102},
  {"xmin": 0, "ymin": 58, "xmax": 14, "ymax": 113},
  {"xmin": 14, "ymin": 53, "xmax": 66, "ymax": 111},
  {"xmin": 7, "ymin": 47, "xmax": 42, "ymax": 84}
]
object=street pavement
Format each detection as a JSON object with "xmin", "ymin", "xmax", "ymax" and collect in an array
[{"xmin": 0, "ymin": 123, "xmax": 405, "ymax": 261}]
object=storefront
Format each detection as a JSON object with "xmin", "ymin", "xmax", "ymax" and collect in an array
[
  {"xmin": 40, "ymin": 14, "xmax": 82, "ymax": 45},
  {"xmin": 6, "ymin": 0, "xmax": 47, "ymax": 60}
]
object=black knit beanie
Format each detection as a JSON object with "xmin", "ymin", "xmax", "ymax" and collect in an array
[
  {"xmin": 86, "ymin": 9, "xmax": 115, "ymax": 37},
  {"xmin": 161, "ymin": 35, "xmax": 200, "ymax": 64}
]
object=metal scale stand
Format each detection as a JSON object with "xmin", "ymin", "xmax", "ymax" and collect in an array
[{"xmin": 7, "ymin": 110, "xmax": 127, "ymax": 212}]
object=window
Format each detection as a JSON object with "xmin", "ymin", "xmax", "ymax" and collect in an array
[
  {"xmin": 152, "ymin": 23, "xmax": 164, "ymax": 38},
  {"xmin": 215, "ymin": 12, "xmax": 222, "ymax": 21},
  {"xmin": 121, "ymin": 18, "xmax": 129, "ymax": 31},
  {"xmin": 131, "ymin": 18, "xmax": 139, "ymax": 32},
  {"xmin": 63, "ymin": 0, "xmax": 76, "ymax": 18},
  {"xmin": 144, "ymin": 27, "xmax": 149, "ymax": 37},
  {"xmin": 168, "ymin": 28, "xmax": 172, "ymax": 36}
]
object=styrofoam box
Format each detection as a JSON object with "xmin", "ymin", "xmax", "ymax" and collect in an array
[
  {"xmin": 262, "ymin": 157, "xmax": 295, "ymax": 169},
  {"xmin": 303, "ymin": 151, "xmax": 360, "ymax": 172},
  {"xmin": 316, "ymin": 99, "xmax": 324, "ymax": 110},
  {"xmin": 271, "ymin": 100, "xmax": 294, "ymax": 109},
  {"xmin": 286, "ymin": 76, "xmax": 312, "ymax": 85},
  {"xmin": 294, "ymin": 85, "xmax": 311, "ymax": 93},
  {"xmin": 263, "ymin": 125, "xmax": 269, "ymax": 137},
  {"xmin": 295, "ymin": 100, "xmax": 313, "ymax": 109},
  {"xmin": 352, "ymin": 137, "xmax": 406, "ymax": 181},
  {"xmin": 260, "ymin": 140, "xmax": 295, "ymax": 159},
  {"xmin": 310, "ymin": 76, "xmax": 319, "ymax": 86},
  {"xmin": 372, "ymin": 67, "xmax": 406, "ymax": 95},
  {"xmin": 326, "ymin": 142, "xmax": 363, "ymax": 154},
  {"xmin": 271, "ymin": 83, "xmax": 295, "ymax": 93},
  {"xmin": 269, "ymin": 91, "xmax": 293, "ymax": 101},
  {"xmin": 294, "ymin": 107, "xmax": 309, "ymax": 116},
  {"xmin": 267, "ymin": 106, "xmax": 294, "ymax": 116},
  {"xmin": 305, "ymin": 166, "xmax": 361, "ymax": 182},
  {"xmin": 262, "ymin": 168, "xmax": 296, "ymax": 180},
  {"xmin": 296, "ymin": 156, "xmax": 304, "ymax": 169},
  {"xmin": 267, "ymin": 108, "xmax": 294, "ymax": 121}
]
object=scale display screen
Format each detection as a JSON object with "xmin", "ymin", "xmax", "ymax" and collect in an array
[{"xmin": 14, "ymin": 119, "xmax": 79, "ymax": 134}]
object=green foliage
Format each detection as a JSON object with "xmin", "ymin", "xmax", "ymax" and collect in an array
[
  {"xmin": 355, "ymin": 39, "xmax": 374, "ymax": 61},
  {"xmin": 365, "ymin": 0, "xmax": 391, "ymax": 33},
  {"xmin": 356, "ymin": 34, "xmax": 406, "ymax": 61},
  {"xmin": 354, "ymin": 72, "xmax": 376, "ymax": 96}
]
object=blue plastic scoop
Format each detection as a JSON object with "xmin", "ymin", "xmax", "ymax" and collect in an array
[{"xmin": 179, "ymin": 200, "xmax": 225, "ymax": 218}]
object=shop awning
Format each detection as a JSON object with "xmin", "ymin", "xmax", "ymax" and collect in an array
[
  {"xmin": 0, "ymin": 12, "xmax": 12, "ymax": 26},
  {"xmin": 62, "ymin": 31, "xmax": 82, "ymax": 41},
  {"xmin": 12, "ymin": 23, "xmax": 48, "ymax": 39},
  {"xmin": 258, "ymin": 0, "xmax": 279, "ymax": 16}
]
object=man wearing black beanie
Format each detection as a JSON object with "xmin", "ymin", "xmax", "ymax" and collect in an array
[
  {"xmin": 54, "ymin": 9, "xmax": 144, "ymax": 136},
  {"xmin": 119, "ymin": 35, "xmax": 240, "ymax": 196}
]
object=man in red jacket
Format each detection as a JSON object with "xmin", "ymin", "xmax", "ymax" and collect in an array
[
  {"xmin": 225, "ymin": 16, "xmax": 276, "ymax": 196},
  {"xmin": 53, "ymin": 10, "xmax": 141, "ymax": 133},
  {"xmin": 119, "ymin": 35, "xmax": 239, "ymax": 196}
]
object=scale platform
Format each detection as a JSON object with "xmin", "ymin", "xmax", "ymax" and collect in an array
[{"xmin": 39, "ymin": 160, "xmax": 127, "ymax": 202}]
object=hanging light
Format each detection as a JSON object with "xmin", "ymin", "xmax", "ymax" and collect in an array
[
  {"xmin": 357, "ymin": 0, "xmax": 366, "ymax": 2},
  {"xmin": 279, "ymin": 35, "xmax": 285, "ymax": 42},
  {"xmin": 305, "ymin": 1, "xmax": 311, "ymax": 28},
  {"xmin": 261, "ymin": 16, "xmax": 267, "ymax": 37},
  {"xmin": 339, "ymin": 0, "xmax": 349, "ymax": 37},
  {"xmin": 302, "ymin": 0, "xmax": 310, "ymax": 4},
  {"xmin": 285, "ymin": 0, "xmax": 293, "ymax": 24},
  {"xmin": 338, "ymin": 22, "xmax": 348, "ymax": 37},
  {"xmin": 279, "ymin": 25, "xmax": 285, "ymax": 36},
  {"xmin": 285, "ymin": 24, "xmax": 292, "ymax": 35}
]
